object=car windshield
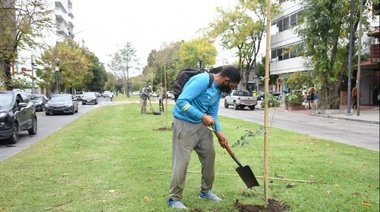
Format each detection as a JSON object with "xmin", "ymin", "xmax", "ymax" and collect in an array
[
  {"xmin": 83, "ymin": 93, "xmax": 95, "ymax": 97},
  {"xmin": 30, "ymin": 95, "xmax": 43, "ymax": 101},
  {"xmin": 235, "ymin": 91, "xmax": 250, "ymax": 96},
  {"xmin": 0, "ymin": 94, "xmax": 13, "ymax": 106},
  {"xmin": 50, "ymin": 95, "xmax": 71, "ymax": 101}
]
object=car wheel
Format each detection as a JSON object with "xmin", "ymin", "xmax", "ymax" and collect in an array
[
  {"xmin": 7, "ymin": 122, "xmax": 19, "ymax": 144},
  {"xmin": 224, "ymin": 100, "xmax": 229, "ymax": 108},
  {"xmin": 233, "ymin": 102, "xmax": 239, "ymax": 110},
  {"xmin": 249, "ymin": 106, "xmax": 256, "ymax": 110},
  {"xmin": 28, "ymin": 116, "xmax": 37, "ymax": 135},
  {"xmin": 70, "ymin": 106, "xmax": 75, "ymax": 115},
  {"xmin": 83, "ymin": 102, "xmax": 86, "ymax": 105}
]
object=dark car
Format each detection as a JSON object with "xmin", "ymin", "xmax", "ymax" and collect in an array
[
  {"xmin": 82, "ymin": 92, "xmax": 98, "ymax": 105},
  {"xmin": 45, "ymin": 94, "xmax": 79, "ymax": 115},
  {"xmin": 256, "ymin": 91, "xmax": 282, "ymax": 100},
  {"xmin": 0, "ymin": 91, "xmax": 37, "ymax": 144},
  {"xmin": 30, "ymin": 94, "xmax": 48, "ymax": 112}
]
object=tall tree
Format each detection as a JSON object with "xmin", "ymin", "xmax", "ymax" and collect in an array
[
  {"xmin": 0, "ymin": 0, "xmax": 53, "ymax": 90},
  {"xmin": 179, "ymin": 37, "xmax": 217, "ymax": 69},
  {"xmin": 83, "ymin": 49, "xmax": 107, "ymax": 92},
  {"xmin": 38, "ymin": 38, "xmax": 92, "ymax": 93},
  {"xmin": 208, "ymin": 0, "xmax": 279, "ymax": 90},
  {"xmin": 108, "ymin": 42, "xmax": 139, "ymax": 97},
  {"xmin": 296, "ymin": 0, "xmax": 373, "ymax": 109}
]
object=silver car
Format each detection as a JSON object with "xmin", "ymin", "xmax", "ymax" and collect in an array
[{"xmin": 45, "ymin": 94, "xmax": 79, "ymax": 115}]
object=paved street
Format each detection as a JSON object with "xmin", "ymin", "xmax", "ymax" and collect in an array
[{"xmin": 219, "ymin": 101, "xmax": 379, "ymax": 151}]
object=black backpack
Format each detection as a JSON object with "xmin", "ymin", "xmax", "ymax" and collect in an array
[{"xmin": 173, "ymin": 68, "xmax": 214, "ymax": 101}]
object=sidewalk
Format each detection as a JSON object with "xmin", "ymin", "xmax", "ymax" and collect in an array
[{"xmin": 266, "ymin": 105, "xmax": 380, "ymax": 124}]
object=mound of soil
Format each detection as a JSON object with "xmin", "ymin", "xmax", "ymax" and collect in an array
[
  {"xmin": 234, "ymin": 199, "xmax": 290, "ymax": 212},
  {"xmin": 153, "ymin": 127, "xmax": 171, "ymax": 131}
]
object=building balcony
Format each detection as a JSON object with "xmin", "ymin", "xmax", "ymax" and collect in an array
[{"xmin": 270, "ymin": 57, "xmax": 312, "ymax": 75}]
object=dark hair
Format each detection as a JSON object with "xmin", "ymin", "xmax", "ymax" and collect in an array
[{"xmin": 220, "ymin": 65, "xmax": 241, "ymax": 83}]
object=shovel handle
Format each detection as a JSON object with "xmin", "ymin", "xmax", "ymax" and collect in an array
[
  {"xmin": 210, "ymin": 128, "xmax": 243, "ymax": 167},
  {"xmin": 224, "ymin": 143, "xmax": 243, "ymax": 167}
]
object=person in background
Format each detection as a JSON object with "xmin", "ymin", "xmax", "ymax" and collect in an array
[
  {"xmin": 167, "ymin": 66, "xmax": 241, "ymax": 209},
  {"xmin": 158, "ymin": 83, "xmax": 165, "ymax": 112},
  {"xmin": 313, "ymin": 91, "xmax": 318, "ymax": 109},
  {"xmin": 140, "ymin": 85, "xmax": 151, "ymax": 114},
  {"xmin": 352, "ymin": 85, "xmax": 358, "ymax": 109},
  {"xmin": 307, "ymin": 87, "xmax": 316, "ymax": 109}
]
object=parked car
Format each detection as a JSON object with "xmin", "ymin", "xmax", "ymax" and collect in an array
[
  {"xmin": 224, "ymin": 90, "xmax": 258, "ymax": 110},
  {"xmin": 82, "ymin": 92, "xmax": 98, "ymax": 105},
  {"xmin": 256, "ymin": 91, "xmax": 282, "ymax": 100},
  {"xmin": 45, "ymin": 94, "xmax": 78, "ymax": 115},
  {"xmin": 74, "ymin": 91, "xmax": 84, "ymax": 100},
  {"xmin": 30, "ymin": 94, "xmax": 48, "ymax": 112},
  {"xmin": 167, "ymin": 91, "xmax": 174, "ymax": 99},
  {"xmin": 0, "ymin": 91, "xmax": 37, "ymax": 144},
  {"xmin": 103, "ymin": 91, "xmax": 112, "ymax": 98}
]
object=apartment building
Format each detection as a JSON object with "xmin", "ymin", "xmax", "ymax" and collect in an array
[
  {"xmin": 270, "ymin": 0, "xmax": 311, "ymax": 93},
  {"xmin": 55, "ymin": 0, "xmax": 74, "ymax": 39},
  {"xmin": 270, "ymin": 0, "xmax": 379, "ymax": 106},
  {"xmin": 7, "ymin": 0, "xmax": 75, "ymax": 94}
]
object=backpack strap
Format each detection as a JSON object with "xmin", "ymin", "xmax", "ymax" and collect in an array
[{"xmin": 207, "ymin": 73, "xmax": 214, "ymax": 89}]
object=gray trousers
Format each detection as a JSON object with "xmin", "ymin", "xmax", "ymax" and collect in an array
[
  {"xmin": 169, "ymin": 118, "xmax": 215, "ymax": 201},
  {"xmin": 140, "ymin": 98, "xmax": 147, "ymax": 113}
]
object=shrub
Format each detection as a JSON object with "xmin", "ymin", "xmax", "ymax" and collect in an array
[
  {"xmin": 260, "ymin": 93, "xmax": 282, "ymax": 108},
  {"xmin": 285, "ymin": 92, "xmax": 304, "ymax": 106}
]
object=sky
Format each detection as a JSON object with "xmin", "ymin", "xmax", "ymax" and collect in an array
[{"xmin": 73, "ymin": 0, "xmax": 236, "ymax": 74}]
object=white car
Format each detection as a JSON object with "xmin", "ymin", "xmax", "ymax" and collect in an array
[
  {"xmin": 167, "ymin": 91, "xmax": 174, "ymax": 99},
  {"xmin": 103, "ymin": 91, "xmax": 112, "ymax": 98}
]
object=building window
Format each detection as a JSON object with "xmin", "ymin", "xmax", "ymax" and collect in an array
[
  {"xmin": 283, "ymin": 16, "xmax": 290, "ymax": 31},
  {"xmin": 277, "ymin": 19, "xmax": 283, "ymax": 32},
  {"xmin": 271, "ymin": 50, "xmax": 277, "ymax": 60},
  {"xmin": 290, "ymin": 14, "xmax": 297, "ymax": 27},
  {"xmin": 277, "ymin": 49, "xmax": 283, "ymax": 61}
]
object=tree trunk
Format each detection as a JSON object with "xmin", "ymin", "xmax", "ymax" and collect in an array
[
  {"xmin": 319, "ymin": 83, "xmax": 340, "ymax": 109},
  {"xmin": 3, "ymin": 59, "xmax": 13, "ymax": 90}
]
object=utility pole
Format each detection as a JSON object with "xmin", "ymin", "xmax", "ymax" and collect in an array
[
  {"xmin": 31, "ymin": 55, "xmax": 35, "ymax": 94},
  {"xmin": 346, "ymin": 0, "xmax": 355, "ymax": 115}
]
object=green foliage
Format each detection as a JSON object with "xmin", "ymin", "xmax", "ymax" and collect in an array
[
  {"xmin": 286, "ymin": 71, "xmax": 313, "ymax": 89},
  {"xmin": 285, "ymin": 92, "xmax": 304, "ymax": 106},
  {"xmin": 208, "ymin": 0, "xmax": 280, "ymax": 90},
  {"xmin": 295, "ymin": 0, "xmax": 374, "ymax": 109},
  {"xmin": 0, "ymin": 0, "xmax": 54, "ymax": 90},
  {"xmin": 179, "ymin": 37, "xmax": 217, "ymax": 69},
  {"xmin": 260, "ymin": 93, "xmax": 282, "ymax": 108},
  {"xmin": 39, "ymin": 38, "xmax": 92, "ymax": 93}
]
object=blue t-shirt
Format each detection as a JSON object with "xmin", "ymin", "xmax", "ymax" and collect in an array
[{"xmin": 173, "ymin": 73, "xmax": 222, "ymax": 131}]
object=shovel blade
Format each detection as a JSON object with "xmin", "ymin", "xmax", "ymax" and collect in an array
[{"xmin": 236, "ymin": 165, "xmax": 260, "ymax": 188}]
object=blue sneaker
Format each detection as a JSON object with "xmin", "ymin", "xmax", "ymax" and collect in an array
[
  {"xmin": 168, "ymin": 198, "xmax": 187, "ymax": 209},
  {"xmin": 199, "ymin": 190, "xmax": 222, "ymax": 202}
]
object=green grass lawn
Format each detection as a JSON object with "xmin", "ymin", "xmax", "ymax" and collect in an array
[{"xmin": 0, "ymin": 96, "xmax": 378, "ymax": 211}]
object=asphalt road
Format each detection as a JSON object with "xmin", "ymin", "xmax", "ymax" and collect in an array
[
  {"xmin": 0, "ymin": 98, "xmax": 112, "ymax": 161},
  {"xmin": 220, "ymin": 101, "xmax": 379, "ymax": 151}
]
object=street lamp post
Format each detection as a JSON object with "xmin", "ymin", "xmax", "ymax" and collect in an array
[{"xmin": 55, "ymin": 58, "xmax": 59, "ymax": 94}]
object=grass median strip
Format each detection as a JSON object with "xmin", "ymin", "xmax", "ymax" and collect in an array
[{"xmin": 0, "ymin": 100, "xmax": 378, "ymax": 211}]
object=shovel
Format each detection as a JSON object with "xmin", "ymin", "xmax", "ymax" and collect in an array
[
  {"xmin": 148, "ymin": 98, "xmax": 161, "ymax": 115},
  {"xmin": 208, "ymin": 126, "xmax": 260, "ymax": 188}
]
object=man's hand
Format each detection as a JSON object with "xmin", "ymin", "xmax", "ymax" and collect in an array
[
  {"xmin": 215, "ymin": 131, "xmax": 228, "ymax": 148},
  {"xmin": 201, "ymin": 114, "xmax": 215, "ymax": 127}
]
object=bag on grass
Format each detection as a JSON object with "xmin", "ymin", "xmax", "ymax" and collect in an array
[{"xmin": 173, "ymin": 68, "xmax": 214, "ymax": 101}]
